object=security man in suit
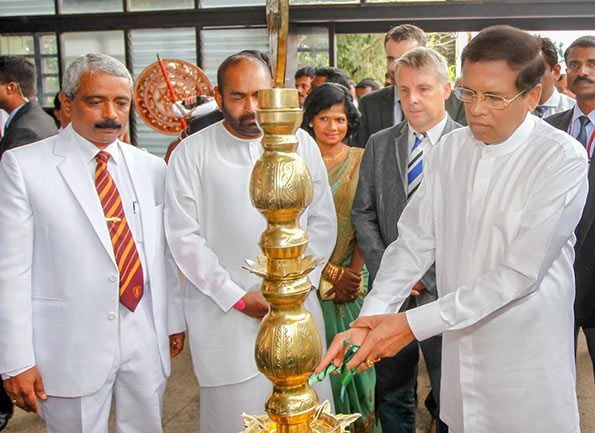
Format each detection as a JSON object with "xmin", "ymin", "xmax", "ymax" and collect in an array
[
  {"xmin": 357, "ymin": 24, "xmax": 466, "ymax": 148},
  {"xmin": 0, "ymin": 53, "xmax": 185, "ymax": 433},
  {"xmin": 353, "ymin": 47, "xmax": 460, "ymax": 433},
  {"xmin": 0, "ymin": 56, "xmax": 57, "ymax": 158},
  {"xmin": 546, "ymin": 35, "xmax": 595, "ymax": 377}
]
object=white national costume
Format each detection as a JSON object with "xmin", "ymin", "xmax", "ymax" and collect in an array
[
  {"xmin": 360, "ymin": 115, "xmax": 587, "ymax": 433},
  {"xmin": 165, "ymin": 121, "xmax": 337, "ymax": 433}
]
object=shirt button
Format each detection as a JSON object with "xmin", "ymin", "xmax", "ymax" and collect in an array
[
  {"xmin": 107, "ymin": 313, "xmax": 117, "ymax": 321},
  {"xmin": 109, "ymin": 275, "xmax": 117, "ymax": 283}
]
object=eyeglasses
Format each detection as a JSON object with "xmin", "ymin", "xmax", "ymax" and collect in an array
[{"xmin": 454, "ymin": 87, "xmax": 525, "ymax": 110}]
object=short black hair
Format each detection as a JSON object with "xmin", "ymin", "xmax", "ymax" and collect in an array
[
  {"xmin": 564, "ymin": 35, "xmax": 595, "ymax": 63},
  {"xmin": 461, "ymin": 25, "xmax": 544, "ymax": 93},
  {"xmin": 54, "ymin": 92, "xmax": 61, "ymax": 110},
  {"xmin": 0, "ymin": 55, "xmax": 37, "ymax": 98},
  {"xmin": 302, "ymin": 82, "xmax": 360, "ymax": 141},
  {"xmin": 355, "ymin": 78, "xmax": 380, "ymax": 91},
  {"xmin": 295, "ymin": 66, "xmax": 314, "ymax": 80},
  {"xmin": 217, "ymin": 51, "xmax": 272, "ymax": 94},
  {"xmin": 384, "ymin": 24, "xmax": 427, "ymax": 48},
  {"xmin": 537, "ymin": 36, "xmax": 558, "ymax": 69},
  {"xmin": 313, "ymin": 66, "xmax": 351, "ymax": 90}
]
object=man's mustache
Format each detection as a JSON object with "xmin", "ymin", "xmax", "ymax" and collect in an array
[
  {"xmin": 239, "ymin": 113, "xmax": 256, "ymax": 123},
  {"xmin": 95, "ymin": 120, "xmax": 122, "ymax": 129},
  {"xmin": 572, "ymin": 76, "xmax": 594, "ymax": 86}
]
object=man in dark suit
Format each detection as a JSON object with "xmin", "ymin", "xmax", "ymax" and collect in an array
[
  {"xmin": 0, "ymin": 56, "xmax": 57, "ymax": 159},
  {"xmin": 357, "ymin": 24, "xmax": 466, "ymax": 148},
  {"xmin": 546, "ymin": 35, "xmax": 595, "ymax": 376},
  {"xmin": 0, "ymin": 55, "xmax": 57, "ymax": 431},
  {"xmin": 353, "ymin": 47, "xmax": 460, "ymax": 433}
]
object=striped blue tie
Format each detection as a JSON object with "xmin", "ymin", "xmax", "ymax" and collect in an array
[{"xmin": 408, "ymin": 135, "xmax": 424, "ymax": 199}]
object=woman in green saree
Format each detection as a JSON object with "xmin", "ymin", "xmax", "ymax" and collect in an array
[{"xmin": 303, "ymin": 83, "xmax": 381, "ymax": 433}]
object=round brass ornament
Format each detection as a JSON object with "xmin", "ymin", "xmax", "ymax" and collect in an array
[{"xmin": 133, "ymin": 59, "xmax": 213, "ymax": 135}]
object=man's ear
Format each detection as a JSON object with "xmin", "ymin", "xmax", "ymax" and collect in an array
[
  {"xmin": 443, "ymin": 81, "xmax": 452, "ymax": 100},
  {"xmin": 553, "ymin": 64, "xmax": 562, "ymax": 81},
  {"xmin": 527, "ymin": 83, "xmax": 542, "ymax": 111},
  {"xmin": 214, "ymin": 86, "xmax": 223, "ymax": 112},
  {"xmin": 58, "ymin": 91, "xmax": 71, "ymax": 117}
]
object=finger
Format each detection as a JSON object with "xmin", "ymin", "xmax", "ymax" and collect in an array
[
  {"xmin": 411, "ymin": 289, "xmax": 421, "ymax": 296},
  {"xmin": 21, "ymin": 388, "xmax": 39, "ymax": 413},
  {"xmin": 34, "ymin": 375, "xmax": 47, "ymax": 400},
  {"xmin": 345, "ymin": 340, "xmax": 374, "ymax": 370},
  {"xmin": 316, "ymin": 334, "xmax": 348, "ymax": 374}
]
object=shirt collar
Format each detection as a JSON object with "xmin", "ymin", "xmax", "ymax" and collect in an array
[
  {"xmin": 393, "ymin": 84, "xmax": 400, "ymax": 103},
  {"xmin": 219, "ymin": 120, "xmax": 262, "ymax": 145},
  {"xmin": 571, "ymin": 103, "xmax": 595, "ymax": 126},
  {"xmin": 4, "ymin": 102, "xmax": 26, "ymax": 129},
  {"xmin": 408, "ymin": 112, "xmax": 448, "ymax": 147},
  {"xmin": 542, "ymin": 88, "xmax": 561, "ymax": 108},
  {"xmin": 477, "ymin": 113, "xmax": 535, "ymax": 157},
  {"xmin": 69, "ymin": 124, "xmax": 121, "ymax": 165}
]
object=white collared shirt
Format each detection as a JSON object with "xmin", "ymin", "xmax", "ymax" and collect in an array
[
  {"xmin": 393, "ymin": 85, "xmax": 403, "ymax": 125},
  {"xmin": 540, "ymin": 88, "xmax": 575, "ymax": 118},
  {"xmin": 569, "ymin": 104, "xmax": 595, "ymax": 159},
  {"xmin": 361, "ymin": 115, "xmax": 586, "ymax": 433},
  {"xmin": 407, "ymin": 112, "xmax": 448, "ymax": 154}
]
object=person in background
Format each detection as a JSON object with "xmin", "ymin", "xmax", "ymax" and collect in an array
[
  {"xmin": 309, "ymin": 66, "xmax": 352, "ymax": 95},
  {"xmin": 546, "ymin": 34, "xmax": 595, "ymax": 380},
  {"xmin": 295, "ymin": 66, "xmax": 314, "ymax": 107},
  {"xmin": 555, "ymin": 73, "xmax": 576, "ymax": 99},
  {"xmin": 303, "ymin": 82, "xmax": 381, "ymax": 433},
  {"xmin": 355, "ymin": 78, "xmax": 380, "ymax": 104},
  {"xmin": 0, "ymin": 56, "xmax": 57, "ymax": 158},
  {"xmin": 532, "ymin": 36, "xmax": 574, "ymax": 118}
]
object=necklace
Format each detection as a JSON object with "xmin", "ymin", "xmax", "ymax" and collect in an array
[{"xmin": 322, "ymin": 147, "xmax": 347, "ymax": 164}]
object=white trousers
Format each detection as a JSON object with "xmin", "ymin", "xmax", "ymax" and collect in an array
[
  {"xmin": 200, "ymin": 373, "xmax": 334, "ymax": 433},
  {"xmin": 38, "ymin": 301, "xmax": 167, "ymax": 433}
]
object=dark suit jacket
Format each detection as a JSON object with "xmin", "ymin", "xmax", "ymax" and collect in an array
[
  {"xmin": 0, "ymin": 100, "xmax": 58, "ymax": 158},
  {"xmin": 547, "ymin": 108, "xmax": 595, "ymax": 327},
  {"xmin": 357, "ymin": 85, "xmax": 467, "ymax": 147},
  {"xmin": 352, "ymin": 115, "xmax": 461, "ymax": 304}
]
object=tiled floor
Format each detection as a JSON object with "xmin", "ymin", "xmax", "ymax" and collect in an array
[{"xmin": 5, "ymin": 331, "xmax": 594, "ymax": 433}]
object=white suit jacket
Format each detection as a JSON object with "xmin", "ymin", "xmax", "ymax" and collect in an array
[{"xmin": 0, "ymin": 126, "xmax": 184, "ymax": 397}]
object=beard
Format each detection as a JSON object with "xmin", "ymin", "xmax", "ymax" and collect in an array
[{"xmin": 220, "ymin": 104, "xmax": 261, "ymax": 138}]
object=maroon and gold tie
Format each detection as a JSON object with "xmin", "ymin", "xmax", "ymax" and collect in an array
[{"xmin": 95, "ymin": 151, "xmax": 143, "ymax": 312}]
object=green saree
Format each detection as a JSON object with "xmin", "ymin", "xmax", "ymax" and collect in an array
[{"xmin": 319, "ymin": 147, "xmax": 382, "ymax": 433}]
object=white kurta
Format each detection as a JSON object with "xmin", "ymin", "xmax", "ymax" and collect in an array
[
  {"xmin": 360, "ymin": 115, "xmax": 587, "ymax": 433},
  {"xmin": 164, "ymin": 121, "xmax": 336, "ymax": 415},
  {"xmin": 541, "ymin": 88, "xmax": 575, "ymax": 118}
]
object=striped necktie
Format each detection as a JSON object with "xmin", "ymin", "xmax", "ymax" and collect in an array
[
  {"xmin": 533, "ymin": 105, "xmax": 547, "ymax": 118},
  {"xmin": 407, "ymin": 134, "xmax": 424, "ymax": 199},
  {"xmin": 95, "ymin": 151, "xmax": 144, "ymax": 312}
]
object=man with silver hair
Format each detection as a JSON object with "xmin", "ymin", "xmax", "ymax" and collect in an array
[
  {"xmin": 352, "ymin": 46, "xmax": 460, "ymax": 433},
  {"xmin": 0, "ymin": 53, "xmax": 184, "ymax": 433}
]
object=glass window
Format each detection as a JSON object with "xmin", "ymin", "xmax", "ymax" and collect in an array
[
  {"xmin": 61, "ymin": 31, "xmax": 126, "ymax": 69},
  {"xmin": 290, "ymin": 0, "xmax": 357, "ymax": 3},
  {"xmin": 297, "ymin": 27, "xmax": 329, "ymax": 68},
  {"xmin": 0, "ymin": 0, "xmax": 54, "ymax": 16},
  {"xmin": 128, "ymin": 0, "xmax": 194, "ymax": 11},
  {"xmin": 200, "ymin": 0, "xmax": 264, "ymax": 7},
  {"xmin": 0, "ymin": 35, "xmax": 34, "ymax": 55},
  {"xmin": 130, "ymin": 28, "xmax": 197, "ymax": 157},
  {"xmin": 59, "ymin": 0, "xmax": 122, "ymax": 14},
  {"xmin": 201, "ymin": 28, "xmax": 269, "ymax": 85}
]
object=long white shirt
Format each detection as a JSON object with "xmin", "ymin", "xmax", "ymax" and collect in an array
[
  {"xmin": 360, "ymin": 115, "xmax": 587, "ymax": 433},
  {"xmin": 165, "ymin": 121, "xmax": 337, "ymax": 386}
]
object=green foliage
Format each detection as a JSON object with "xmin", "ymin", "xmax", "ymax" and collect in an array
[
  {"xmin": 336, "ymin": 33, "xmax": 386, "ymax": 84},
  {"xmin": 335, "ymin": 32, "xmax": 460, "ymax": 84}
]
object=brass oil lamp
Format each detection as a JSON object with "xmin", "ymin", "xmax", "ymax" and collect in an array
[{"xmin": 241, "ymin": 1, "xmax": 360, "ymax": 432}]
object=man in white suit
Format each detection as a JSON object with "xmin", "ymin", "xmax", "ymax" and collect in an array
[{"xmin": 0, "ymin": 53, "xmax": 184, "ymax": 433}]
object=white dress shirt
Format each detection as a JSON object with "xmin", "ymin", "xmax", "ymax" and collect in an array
[
  {"xmin": 165, "ymin": 121, "xmax": 337, "ymax": 386},
  {"xmin": 360, "ymin": 115, "xmax": 587, "ymax": 433},
  {"xmin": 407, "ymin": 112, "xmax": 448, "ymax": 153},
  {"xmin": 540, "ymin": 87, "xmax": 575, "ymax": 118}
]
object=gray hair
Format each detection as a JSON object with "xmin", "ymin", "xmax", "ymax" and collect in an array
[
  {"xmin": 395, "ymin": 47, "xmax": 450, "ymax": 86},
  {"xmin": 62, "ymin": 53, "xmax": 133, "ymax": 99}
]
